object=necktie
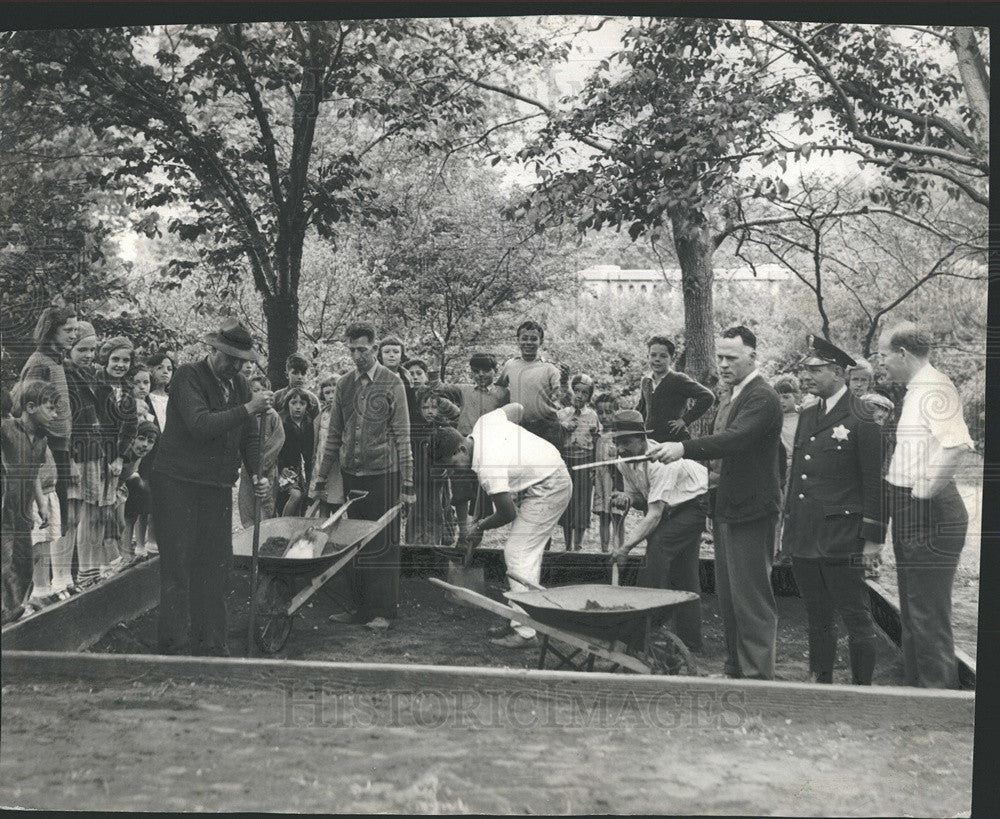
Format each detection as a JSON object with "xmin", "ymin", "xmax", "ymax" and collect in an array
[{"xmin": 819, "ymin": 398, "xmax": 827, "ymax": 416}]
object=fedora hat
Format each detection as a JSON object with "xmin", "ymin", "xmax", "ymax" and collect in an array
[
  {"xmin": 609, "ymin": 409, "xmax": 654, "ymax": 438},
  {"xmin": 202, "ymin": 318, "xmax": 258, "ymax": 361}
]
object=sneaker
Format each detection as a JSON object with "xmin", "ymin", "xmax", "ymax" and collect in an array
[
  {"xmin": 365, "ymin": 616, "xmax": 391, "ymax": 631},
  {"xmin": 488, "ymin": 623, "xmax": 515, "ymax": 638},
  {"xmin": 328, "ymin": 611, "xmax": 359, "ymax": 624},
  {"xmin": 490, "ymin": 632, "xmax": 535, "ymax": 648},
  {"xmin": 134, "ymin": 544, "xmax": 148, "ymax": 559}
]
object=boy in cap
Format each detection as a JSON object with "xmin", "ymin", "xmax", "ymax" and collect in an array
[
  {"xmin": 608, "ymin": 410, "xmax": 709, "ymax": 651},
  {"xmin": 432, "ymin": 403, "xmax": 572, "ymax": 648},
  {"xmin": 783, "ymin": 334, "xmax": 886, "ymax": 684}
]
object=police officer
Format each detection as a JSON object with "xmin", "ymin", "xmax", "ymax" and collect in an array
[{"xmin": 783, "ymin": 335, "xmax": 886, "ymax": 685}]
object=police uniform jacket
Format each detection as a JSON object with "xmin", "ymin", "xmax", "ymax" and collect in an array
[{"xmin": 782, "ymin": 389, "xmax": 886, "ymax": 560}]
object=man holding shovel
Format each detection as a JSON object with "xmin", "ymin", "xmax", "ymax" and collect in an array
[
  {"xmin": 605, "ymin": 410, "xmax": 709, "ymax": 652},
  {"xmin": 431, "ymin": 403, "xmax": 571, "ymax": 648},
  {"xmin": 150, "ymin": 318, "xmax": 272, "ymax": 656}
]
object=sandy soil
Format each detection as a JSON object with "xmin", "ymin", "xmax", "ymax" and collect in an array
[
  {"xmin": 0, "ymin": 676, "xmax": 973, "ymax": 815},
  {"xmin": 92, "ymin": 570, "xmax": 909, "ymax": 686}
]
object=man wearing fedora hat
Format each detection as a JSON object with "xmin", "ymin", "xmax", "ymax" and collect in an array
[
  {"xmin": 150, "ymin": 318, "xmax": 274, "ymax": 656},
  {"xmin": 608, "ymin": 410, "xmax": 709, "ymax": 651},
  {"xmin": 783, "ymin": 334, "xmax": 886, "ymax": 685}
]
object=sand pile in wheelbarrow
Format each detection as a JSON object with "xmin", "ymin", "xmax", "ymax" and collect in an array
[
  {"xmin": 583, "ymin": 599, "xmax": 635, "ymax": 611},
  {"xmin": 259, "ymin": 536, "xmax": 290, "ymax": 558}
]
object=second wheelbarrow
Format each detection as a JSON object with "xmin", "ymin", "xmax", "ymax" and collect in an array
[{"xmin": 429, "ymin": 576, "xmax": 698, "ymax": 675}]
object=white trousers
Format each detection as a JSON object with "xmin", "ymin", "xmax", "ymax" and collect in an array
[{"xmin": 503, "ymin": 468, "xmax": 572, "ymax": 638}]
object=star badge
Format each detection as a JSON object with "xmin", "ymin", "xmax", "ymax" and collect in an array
[{"xmin": 831, "ymin": 425, "xmax": 850, "ymax": 442}]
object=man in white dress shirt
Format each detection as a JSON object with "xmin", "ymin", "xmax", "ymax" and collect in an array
[
  {"xmin": 877, "ymin": 322, "xmax": 974, "ymax": 689},
  {"xmin": 609, "ymin": 410, "xmax": 709, "ymax": 651},
  {"xmin": 431, "ymin": 403, "xmax": 572, "ymax": 648}
]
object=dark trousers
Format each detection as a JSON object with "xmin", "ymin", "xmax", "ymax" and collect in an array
[
  {"xmin": 151, "ymin": 472, "xmax": 233, "ymax": 655},
  {"xmin": 791, "ymin": 557, "xmax": 877, "ymax": 684},
  {"xmin": 637, "ymin": 495, "xmax": 707, "ymax": 651},
  {"xmin": 342, "ymin": 470, "xmax": 401, "ymax": 621},
  {"xmin": 714, "ymin": 514, "xmax": 778, "ymax": 680},
  {"xmin": 522, "ymin": 418, "xmax": 564, "ymax": 452},
  {"xmin": 1, "ymin": 505, "xmax": 33, "ymax": 612},
  {"xmin": 888, "ymin": 482, "xmax": 967, "ymax": 689}
]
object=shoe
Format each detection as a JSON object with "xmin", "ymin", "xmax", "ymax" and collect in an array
[
  {"xmin": 328, "ymin": 610, "xmax": 359, "ymax": 624},
  {"xmin": 365, "ymin": 616, "xmax": 391, "ymax": 631},
  {"xmin": 1, "ymin": 605, "xmax": 25, "ymax": 626},
  {"xmin": 490, "ymin": 632, "xmax": 535, "ymax": 648},
  {"xmin": 488, "ymin": 623, "xmax": 514, "ymax": 638}
]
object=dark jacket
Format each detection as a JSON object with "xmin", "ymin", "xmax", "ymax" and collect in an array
[
  {"xmin": 682, "ymin": 374, "xmax": 783, "ymax": 524},
  {"xmin": 152, "ymin": 359, "xmax": 261, "ymax": 488},
  {"xmin": 278, "ymin": 415, "xmax": 315, "ymax": 488},
  {"xmin": 782, "ymin": 390, "xmax": 886, "ymax": 560},
  {"xmin": 64, "ymin": 361, "xmax": 138, "ymax": 464},
  {"xmin": 636, "ymin": 370, "xmax": 715, "ymax": 443}
]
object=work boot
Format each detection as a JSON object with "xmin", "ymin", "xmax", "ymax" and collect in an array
[{"xmin": 490, "ymin": 632, "xmax": 534, "ymax": 648}]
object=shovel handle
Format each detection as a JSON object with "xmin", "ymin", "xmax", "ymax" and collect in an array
[{"xmin": 611, "ymin": 560, "xmax": 620, "ymax": 587}]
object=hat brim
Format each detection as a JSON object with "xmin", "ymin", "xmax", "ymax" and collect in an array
[
  {"xmin": 799, "ymin": 354, "xmax": 837, "ymax": 367},
  {"xmin": 202, "ymin": 333, "xmax": 259, "ymax": 361},
  {"xmin": 609, "ymin": 427, "xmax": 654, "ymax": 438}
]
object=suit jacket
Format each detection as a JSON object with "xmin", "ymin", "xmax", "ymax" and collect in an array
[
  {"xmin": 683, "ymin": 374, "xmax": 782, "ymax": 524},
  {"xmin": 636, "ymin": 370, "xmax": 715, "ymax": 443},
  {"xmin": 152, "ymin": 359, "xmax": 261, "ymax": 488},
  {"xmin": 782, "ymin": 390, "xmax": 886, "ymax": 560}
]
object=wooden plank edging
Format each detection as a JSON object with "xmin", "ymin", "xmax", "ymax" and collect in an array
[{"xmin": 1, "ymin": 650, "xmax": 974, "ymax": 730}]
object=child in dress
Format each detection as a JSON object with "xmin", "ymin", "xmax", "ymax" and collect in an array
[
  {"xmin": 592, "ymin": 392, "xmax": 623, "ymax": 554},
  {"xmin": 121, "ymin": 421, "xmax": 159, "ymax": 560},
  {"xmin": 277, "ymin": 388, "xmax": 314, "ymax": 517},
  {"xmin": 237, "ymin": 372, "xmax": 285, "ymax": 527},
  {"xmin": 26, "ymin": 445, "xmax": 63, "ymax": 608},
  {"xmin": 557, "ymin": 374, "xmax": 600, "ymax": 551},
  {"xmin": 131, "ymin": 364, "xmax": 156, "ymax": 425}
]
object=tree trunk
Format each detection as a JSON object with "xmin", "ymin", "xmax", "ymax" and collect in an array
[
  {"xmin": 669, "ymin": 207, "xmax": 716, "ymax": 387},
  {"xmin": 263, "ymin": 292, "xmax": 299, "ymax": 389},
  {"xmin": 951, "ymin": 27, "xmax": 990, "ymax": 154}
]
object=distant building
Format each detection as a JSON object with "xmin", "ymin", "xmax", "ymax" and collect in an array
[{"xmin": 576, "ymin": 264, "xmax": 790, "ymax": 298}]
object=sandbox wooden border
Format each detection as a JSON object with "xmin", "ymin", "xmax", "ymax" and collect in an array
[{"xmin": 1, "ymin": 546, "xmax": 976, "ymax": 729}]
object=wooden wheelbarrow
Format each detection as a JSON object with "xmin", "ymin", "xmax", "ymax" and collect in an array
[{"xmin": 429, "ymin": 574, "xmax": 698, "ymax": 675}]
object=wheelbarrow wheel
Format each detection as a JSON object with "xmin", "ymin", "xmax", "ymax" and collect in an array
[
  {"xmin": 636, "ymin": 629, "xmax": 697, "ymax": 676},
  {"xmin": 253, "ymin": 575, "xmax": 293, "ymax": 654}
]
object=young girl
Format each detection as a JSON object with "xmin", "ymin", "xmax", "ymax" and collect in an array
[
  {"xmin": 422, "ymin": 385, "xmax": 464, "ymax": 546},
  {"xmin": 100, "ymin": 336, "xmax": 138, "ymax": 572},
  {"xmin": 308, "ymin": 375, "xmax": 344, "ymax": 515},
  {"xmin": 145, "ymin": 351, "xmax": 174, "ymax": 433},
  {"xmin": 557, "ymin": 374, "xmax": 600, "ymax": 551},
  {"xmin": 237, "ymin": 369, "xmax": 285, "ymax": 527},
  {"xmin": 592, "ymin": 392, "xmax": 623, "ymax": 554},
  {"xmin": 131, "ymin": 364, "xmax": 156, "ymax": 425},
  {"xmin": 121, "ymin": 421, "xmax": 158, "ymax": 560},
  {"xmin": 277, "ymin": 388, "xmax": 314, "ymax": 517}
]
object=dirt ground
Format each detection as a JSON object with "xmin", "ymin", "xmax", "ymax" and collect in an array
[
  {"xmin": 0, "ymin": 675, "xmax": 973, "ymax": 815},
  {"xmin": 92, "ymin": 572, "xmax": 911, "ymax": 687}
]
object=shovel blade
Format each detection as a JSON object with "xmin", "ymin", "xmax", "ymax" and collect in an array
[{"xmin": 445, "ymin": 561, "xmax": 487, "ymax": 604}]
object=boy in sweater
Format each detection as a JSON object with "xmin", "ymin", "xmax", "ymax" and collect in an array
[{"xmin": 636, "ymin": 336, "xmax": 714, "ymax": 443}]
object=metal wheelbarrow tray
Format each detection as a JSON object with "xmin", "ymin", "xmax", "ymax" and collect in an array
[
  {"xmin": 233, "ymin": 505, "xmax": 401, "ymax": 653},
  {"xmin": 429, "ymin": 577, "xmax": 698, "ymax": 675}
]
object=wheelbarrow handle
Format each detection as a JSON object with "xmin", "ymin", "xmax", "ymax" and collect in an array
[{"xmin": 506, "ymin": 570, "xmax": 546, "ymax": 591}]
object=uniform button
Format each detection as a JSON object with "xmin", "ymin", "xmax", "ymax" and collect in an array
[
  {"xmin": 801, "ymin": 474, "xmax": 807, "ymax": 480},
  {"xmin": 804, "ymin": 455, "xmax": 811, "ymax": 461},
  {"xmin": 798, "ymin": 494, "xmax": 805, "ymax": 500},
  {"xmin": 809, "ymin": 436, "xmax": 815, "ymax": 442}
]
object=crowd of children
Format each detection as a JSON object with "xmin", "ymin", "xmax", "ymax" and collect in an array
[{"xmin": 3, "ymin": 307, "xmax": 902, "ymax": 626}]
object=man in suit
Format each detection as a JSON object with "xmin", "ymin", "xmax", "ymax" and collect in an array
[
  {"xmin": 783, "ymin": 335, "xmax": 886, "ymax": 685},
  {"xmin": 648, "ymin": 326, "xmax": 783, "ymax": 680},
  {"xmin": 151, "ymin": 319, "xmax": 273, "ymax": 655}
]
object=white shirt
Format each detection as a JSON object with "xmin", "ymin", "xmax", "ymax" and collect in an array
[
  {"xmin": 617, "ymin": 442, "xmax": 708, "ymax": 508},
  {"xmin": 471, "ymin": 408, "xmax": 563, "ymax": 495},
  {"xmin": 818, "ymin": 384, "xmax": 848, "ymax": 415},
  {"xmin": 886, "ymin": 362, "xmax": 973, "ymax": 488},
  {"xmin": 730, "ymin": 368, "xmax": 761, "ymax": 403},
  {"xmin": 148, "ymin": 392, "xmax": 169, "ymax": 432}
]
